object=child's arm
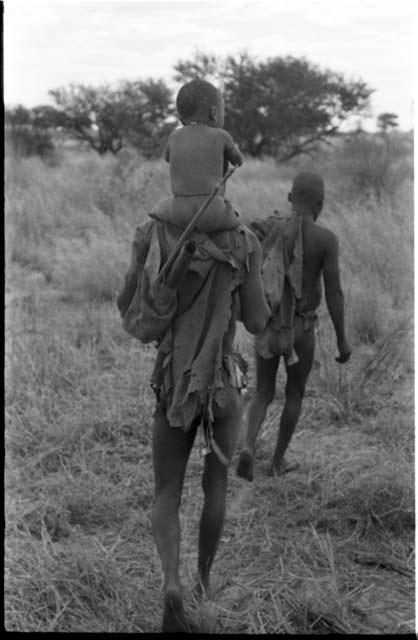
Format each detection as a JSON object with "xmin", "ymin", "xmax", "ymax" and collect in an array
[
  {"xmin": 223, "ymin": 131, "xmax": 243, "ymax": 167},
  {"xmin": 322, "ymin": 233, "xmax": 351, "ymax": 363},
  {"xmin": 165, "ymin": 131, "xmax": 174, "ymax": 163},
  {"xmin": 164, "ymin": 142, "xmax": 170, "ymax": 163}
]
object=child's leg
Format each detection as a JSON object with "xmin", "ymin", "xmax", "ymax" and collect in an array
[
  {"xmin": 151, "ymin": 196, "xmax": 240, "ymax": 232},
  {"xmin": 173, "ymin": 196, "xmax": 240, "ymax": 232}
]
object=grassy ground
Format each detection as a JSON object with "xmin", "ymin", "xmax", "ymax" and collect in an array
[{"xmin": 5, "ymin": 138, "xmax": 415, "ymax": 633}]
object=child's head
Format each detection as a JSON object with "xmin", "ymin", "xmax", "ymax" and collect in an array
[
  {"xmin": 176, "ymin": 79, "xmax": 224, "ymax": 128},
  {"xmin": 288, "ymin": 172, "xmax": 324, "ymax": 219}
]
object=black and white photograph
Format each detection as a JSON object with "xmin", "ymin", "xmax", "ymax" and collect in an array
[{"xmin": 4, "ymin": 0, "xmax": 415, "ymax": 633}]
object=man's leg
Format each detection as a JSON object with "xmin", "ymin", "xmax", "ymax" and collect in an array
[
  {"xmin": 151, "ymin": 404, "xmax": 197, "ymax": 632},
  {"xmin": 236, "ymin": 353, "xmax": 279, "ymax": 481},
  {"xmin": 270, "ymin": 323, "xmax": 315, "ymax": 475},
  {"xmin": 198, "ymin": 390, "xmax": 242, "ymax": 595}
]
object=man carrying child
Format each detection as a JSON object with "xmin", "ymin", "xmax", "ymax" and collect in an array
[{"xmin": 118, "ymin": 79, "xmax": 269, "ymax": 632}]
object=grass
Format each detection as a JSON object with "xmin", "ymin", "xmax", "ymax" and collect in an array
[{"xmin": 5, "ymin": 138, "xmax": 414, "ymax": 633}]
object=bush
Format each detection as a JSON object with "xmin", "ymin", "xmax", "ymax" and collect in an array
[
  {"xmin": 6, "ymin": 125, "xmax": 56, "ymax": 163},
  {"xmin": 331, "ymin": 132, "xmax": 412, "ymax": 201},
  {"xmin": 92, "ymin": 148, "xmax": 155, "ymax": 218},
  {"xmin": 348, "ymin": 290, "xmax": 385, "ymax": 345}
]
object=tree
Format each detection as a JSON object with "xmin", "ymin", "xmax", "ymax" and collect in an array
[
  {"xmin": 30, "ymin": 104, "xmax": 70, "ymax": 130},
  {"xmin": 174, "ymin": 51, "xmax": 373, "ymax": 160},
  {"xmin": 5, "ymin": 104, "xmax": 55, "ymax": 159},
  {"xmin": 377, "ymin": 112, "xmax": 399, "ymax": 133},
  {"xmin": 174, "ymin": 51, "xmax": 222, "ymax": 86},
  {"xmin": 5, "ymin": 104, "xmax": 31, "ymax": 127},
  {"xmin": 118, "ymin": 79, "xmax": 175, "ymax": 157},
  {"xmin": 49, "ymin": 79, "xmax": 174, "ymax": 156},
  {"xmin": 49, "ymin": 83, "xmax": 127, "ymax": 155}
]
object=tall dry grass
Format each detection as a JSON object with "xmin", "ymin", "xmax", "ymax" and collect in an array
[{"xmin": 5, "ymin": 137, "xmax": 414, "ymax": 633}]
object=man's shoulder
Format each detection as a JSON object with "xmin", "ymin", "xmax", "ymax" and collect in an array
[
  {"xmin": 201, "ymin": 224, "xmax": 261, "ymax": 270},
  {"xmin": 309, "ymin": 221, "xmax": 338, "ymax": 242},
  {"xmin": 233, "ymin": 223, "xmax": 260, "ymax": 245},
  {"xmin": 137, "ymin": 219, "xmax": 260, "ymax": 267},
  {"xmin": 249, "ymin": 215, "xmax": 276, "ymax": 240},
  {"xmin": 305, "ymin": 223, "xmax": 339, "ymax": 258},
  {"xmin": 230, "ymin": 225, "xmax": 262, "ymax": 275},
  {"xmin": 212, "ymin": 223, "xmax": 260, "ymax": 251},
  {"xmin": 250, "ymin": 213, "xmax": 294, "ymax": 242},
  {"xmin": 132, "ymin": 219, "xmax": 155, "ymax": 244}
]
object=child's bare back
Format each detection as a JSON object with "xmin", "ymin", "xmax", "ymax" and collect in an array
[
  {"xmin": 151, "ymin": 79, "xmax": 243, "ymax": 233},
  {"xmin": 168, "ymin": 124, "xmax": 241, "ymax": 196}
]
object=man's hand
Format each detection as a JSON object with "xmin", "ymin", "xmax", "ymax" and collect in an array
[{"xmin": 335, "ymin": 339, "xmax": 351, "ymax": 364}]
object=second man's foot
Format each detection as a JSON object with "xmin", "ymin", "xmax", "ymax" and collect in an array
[
  {"xmin": 194, "ymin": 574, "xmax": 227, "ymax": 601},
  {"xmin": 268, "ymin": 457, "xmax": 300, "ymax": 477},
  {"xmin": 236, "ymin": 448, "xmax": 254, "ymax": 482}
]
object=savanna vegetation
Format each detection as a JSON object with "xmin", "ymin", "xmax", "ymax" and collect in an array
[
  {"xmin": 5, "ymin": 50, "xmax": 373, "ymax": 163},
  {"xmin": 5, "ymin": 128, "xmax": 414, "ymax": 632}
]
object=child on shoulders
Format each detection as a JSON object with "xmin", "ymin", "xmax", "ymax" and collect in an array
[{"xmin": 151, "ymin": 79, "xmax": 243, "ymax": 233}]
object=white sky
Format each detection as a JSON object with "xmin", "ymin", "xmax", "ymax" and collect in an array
[{"xmin": 3, "ymin": 0, "xmax": 416, "ymax": 131}]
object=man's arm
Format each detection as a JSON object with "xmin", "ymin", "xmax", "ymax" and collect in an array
[
  {"xmin": 322, "ymin": 233, "xmax": 351, "ymax": 363},
  {"xmin": 117, "ymin": 224, "xmax": 151, "ymax": 317},
  {"xmin": 239, "ymin": 236, "xmax": 270, "ymax": 334}
]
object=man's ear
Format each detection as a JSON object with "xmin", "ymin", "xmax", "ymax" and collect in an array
[{"xmin": 287, "ymin": 192, "xmax": 292, "ymax": 203}]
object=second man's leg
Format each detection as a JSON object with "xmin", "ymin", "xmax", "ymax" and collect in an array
[
  {"xmin": 236, "ymin": 353, "xmax": 279, "ymax": 481},
  {"xmin": 270, "ymin": 322, "xmax": 315, "ymax": 475}
]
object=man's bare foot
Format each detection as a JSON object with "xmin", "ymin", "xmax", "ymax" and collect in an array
[
  {"xmin": 267, "ymin": 457, "xmax": 300, "ymax": 477},
  {"xmin": 162, "ymin": 588, "xmax": 189, "ymax": 633},
  {"xmin": 236, "ymin": 448, "xmax": 254, "ymax": 482},
  {"xmin": 195, "ymin": 575, "xmax": 227, "ymax": 601},
  {"xmin": 194, "ymin": 577, "xmax": 209, "ymax": 601}
]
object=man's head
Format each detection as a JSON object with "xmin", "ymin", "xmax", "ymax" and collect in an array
[
  {"xmin": 176, "ymin": 79, "xmax": 225, "ymax": 128},
  {"xmin": 288, "ymin": 172, "xmax": 324, "ymax": 219}
]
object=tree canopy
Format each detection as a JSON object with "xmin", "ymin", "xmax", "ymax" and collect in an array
[
  {"xmin": 49, "ymin": 79, "xmax": 174, "ymax": 156},
  {"xmin": 174, "ymin": 51, "xmax": 373, "ymax": 160},
  {"xmin": 5, "ymin": 104, "xmax": 58, "ymax": 159},
  {"xmin": 6, "ymin": 51, "xmax": 374, "ymax": 160},
  {"xmin": 377, "ymin": 112, "xmax": 399, "ymax": 133}
]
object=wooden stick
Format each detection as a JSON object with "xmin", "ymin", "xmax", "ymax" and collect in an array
[{"xmin": 158, "ymin": 165, "xmax": 238, "ymax": 281}]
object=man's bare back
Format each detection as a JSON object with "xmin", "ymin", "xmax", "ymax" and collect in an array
[{"xmin": 297, "ymin": 220, "xmax": 347, "ymax": 353}]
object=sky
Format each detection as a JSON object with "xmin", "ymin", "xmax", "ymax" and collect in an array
[{"xmin": 3, "ymin": 0, "xmax": 416, "ymax": 131}]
